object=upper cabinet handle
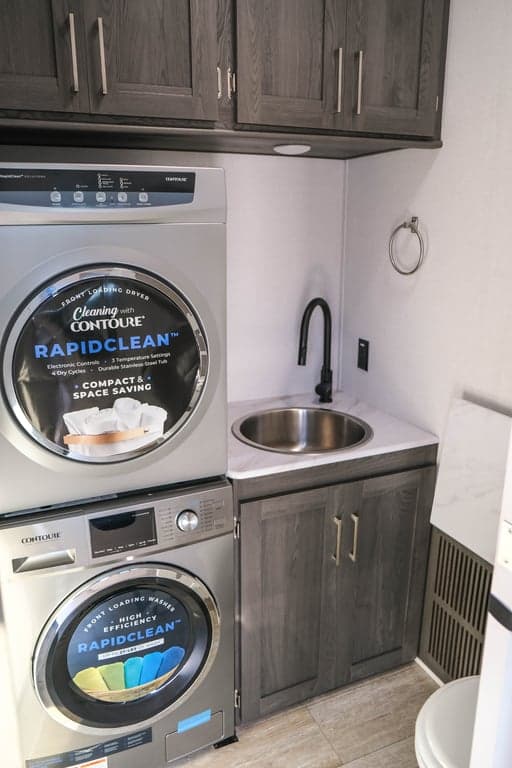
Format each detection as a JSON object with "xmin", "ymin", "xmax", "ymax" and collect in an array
[
  {"xmin": 349, "ymin": 512, "xmax": 359, "ymax": 562},
  {"xmin": 68, "ymin": 12, "xmax": 79, "ymax": 93},
  {"xmin": 227, "ymin": 67, "xmax": 236, "ymax": 100},
  {"xmin": 217, "ymin": 66, "xmax": 222, "ymax": 100},
  {"xmin": 356, "ymin": 50, "xmax": 364, "ymax": 115},
  {"xmin": 97, "ymin": 17, "xmax": 108, "ymax": 95},
  {"xmin": 336, "ymin": 48, "xmax": 343, "ymax": 113}
]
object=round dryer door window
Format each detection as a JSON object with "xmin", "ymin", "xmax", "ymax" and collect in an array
[
  {"xmin": 33, "ymin": 565, "xmax": 220, "ymax": 731},
  {"xmin": 3, "ymin": 266, "xmax": 208, "ymax": 462}
]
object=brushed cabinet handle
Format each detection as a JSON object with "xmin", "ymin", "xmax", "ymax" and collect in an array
[
  {"xmin": 217, "ymin": 66, "xmax": 222, "ymax": 100},
  {"xmin": 68, "ymin": 12, "xmax": 79, "ymax": 93},
  {"xmin": 356, "ymin": 50, "xmax": 363, "ymax": 115},
  {"xmin": 332, "ymin": 516, "xmax": 343, "ymax": 567},
  {"xmin": 97, "ymin": 16, "xmax": 108, "ymax": 95},
  {"xmin": 227, "ymin": 67, "xmax": 236, "ymax": 100},
  {"xmin": 349, "ymin": 512, "xmax": 359, "ymax": 562},
  {"xmin": 336, "ymin": 47, "xmax": 343, "ymax": 113}
]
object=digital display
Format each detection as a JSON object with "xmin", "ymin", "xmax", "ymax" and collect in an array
[{"xmin": 89, "ymin": 508, "xmax": 157, "ymax": 558}]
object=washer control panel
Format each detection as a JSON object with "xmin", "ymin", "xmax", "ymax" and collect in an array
[
  {"xmin": 0, "ymin": 482, "xmax": 233, "ymax": 575},
  {"xmin": 86, "ymin": 482, "xmax": 232, "ymax": 559},
  {"xmin": 0, "ymin": 168, "xmax": 195, "ymax": 208}
]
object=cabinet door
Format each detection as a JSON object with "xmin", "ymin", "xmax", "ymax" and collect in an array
[
  {"xmin": 336, "ymin": 467, "xmax": 436, "ymax": 684},
  {"xmin": 83, "ymin": 0, "xmax": 219, "ymax": 120},
  {"xmin": 239, "ymin": 487, "xmax": 336, "ymax": 722},
  {"xmin": 341, "ymin": 0, "xmax": 447, "ymax": 136},
  {"xmin": 236, "ymin": 0, "xmax": 346, "ymax": 130},
  {"xmin": 0, "ymin": 0, "xmax": 88, "ymax": 111}
]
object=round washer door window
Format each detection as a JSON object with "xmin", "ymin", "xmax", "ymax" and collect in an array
[
  {"xmin": 3, "ymin": 266, "xmax": 208, "ymax": 462},
  {"xmin": 33, "ymin": 565, "xmax": 220, "ymax": 732}
]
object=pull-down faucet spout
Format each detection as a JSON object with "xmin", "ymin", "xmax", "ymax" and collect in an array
[{"xmin": 297, "ymin": 297, "xmax": 333, "ymax": 403}]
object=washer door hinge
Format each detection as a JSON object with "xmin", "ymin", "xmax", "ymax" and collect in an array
[
  {"xmin": 234, "ymin": 518, "xmax": 240, "ymax": 540},
  {"xmin": 234, "ymin": 689, "xmax": 241, "ymax": 709}
]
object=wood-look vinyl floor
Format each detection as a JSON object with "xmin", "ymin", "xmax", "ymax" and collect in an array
[{"xmin": 177, "ymin": 663, "xmax": 438, "ymax": 767}]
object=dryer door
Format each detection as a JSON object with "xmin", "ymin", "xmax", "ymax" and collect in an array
[
  {"xmin": 33, "ymin": 564, "xmax": 220, "ymax": 733},
  {"xmin": 3, "ymin": 265, "xmax": 208, "ymax": 463}
]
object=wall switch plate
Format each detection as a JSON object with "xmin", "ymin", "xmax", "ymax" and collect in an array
[{"xmin": 357, "ymin": 338, "xmax": 369, "ymax": 371}]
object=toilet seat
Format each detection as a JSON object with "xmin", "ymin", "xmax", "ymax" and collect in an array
[{"xmin": 415, "ymin": 676, "xmax": 479, "ymax": 768}]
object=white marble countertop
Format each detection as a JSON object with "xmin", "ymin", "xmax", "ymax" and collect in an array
[{"xmin": 227, "ymin": 391, "xmax": 438, "ymax": 479}]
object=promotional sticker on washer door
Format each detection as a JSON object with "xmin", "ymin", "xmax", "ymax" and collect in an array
[
  {"xmin": 67, "ymin": 587, "xmax": 188, "ymax": 703},
  {"xmin": 10, "ymin": 269, "xmax": 207, "ymax": 461}
]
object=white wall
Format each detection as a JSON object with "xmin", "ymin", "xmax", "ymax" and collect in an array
[
  {"xmin": 341, "ymin": 0, "xmax": 512, "ymax": 437},
  {"xmin": 222, "ymin": 153, "xmax": 345, "ymax": 402}
]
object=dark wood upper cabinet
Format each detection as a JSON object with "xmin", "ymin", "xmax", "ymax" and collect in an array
[
  {"xmin": 235, "ymin": 0, "xmax": 346, "ymax": 130},
  {"xmin": 236, "ymin": 0, "xmax": 448, "ymax": 138},
  {"xmin": 341, "ymin": 0, "xmax": 448, "ymax": 136},
  {"xmin": 82, "ymin": 0, "xmax": 219, "ymax": 120},
  {"xmin": 0, "ymin": 0, "xmax": 88, "ymax": 112},
  {"xmin": 0, "ymin": 0, "xmax": 449, "ymax": 153}
]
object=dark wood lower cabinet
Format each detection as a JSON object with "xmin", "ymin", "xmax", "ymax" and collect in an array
[{"xmin": 238, "ymin": 465, "xmax": 436, "ymax": 722}]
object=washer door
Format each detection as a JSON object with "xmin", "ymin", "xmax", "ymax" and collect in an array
[
  {"xmin": 33, "ymin": 565, "xmax": 220, "ymax": 732},
  {"xmin": 2, "ymin": 265, "xmax": 208, "ymax": 463}
]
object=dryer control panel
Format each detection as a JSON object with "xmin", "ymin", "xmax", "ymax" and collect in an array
[{"xmin": 0, "ymin": 168, "xmax": 195, "ymax": 208}]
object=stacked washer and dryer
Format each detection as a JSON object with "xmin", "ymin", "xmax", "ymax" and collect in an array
[{"xmin": 0, "ymin": 164, "xmax": 235, "ymax": 768}]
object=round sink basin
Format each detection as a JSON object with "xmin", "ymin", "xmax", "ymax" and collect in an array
[{"xmin": 231, "ymin": 407, "xmax": 373, "ymax": 454}]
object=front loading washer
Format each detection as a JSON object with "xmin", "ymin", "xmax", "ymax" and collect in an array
[
  {"xmin": 0, "ymin": 163, "xmax": 226, "ymax": 514},
  {"xmin": 0, "ymin": 480, "xmax": 234, "ymax": 767}
]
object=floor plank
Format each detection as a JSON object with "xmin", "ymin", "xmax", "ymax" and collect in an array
[
  {"xmin": 175, "ymin": 663, "xmax": 437, "ymax": 767},
  {"xmin": 307, "ymin": 664, "xmax": 438, "ymax": 764},
  {"xmin": 176, "ymin": 705, "xmax": 340, "ymax": 768}
]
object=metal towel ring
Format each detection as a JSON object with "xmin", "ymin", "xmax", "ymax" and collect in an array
[{"xmin": 389, "ymin": 216, "xmax": 424, "ymax": 275}]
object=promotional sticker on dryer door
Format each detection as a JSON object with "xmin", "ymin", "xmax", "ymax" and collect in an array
[
  {"xmin": 10, "ymin": 269, "xmax": 207, "ymax": 461},
  {"xmin": 67, "ymin": 587, "xmax": 188, "ymax": 703}
]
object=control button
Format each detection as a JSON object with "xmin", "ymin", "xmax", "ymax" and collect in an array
[
  {"xmin": 176, "ymin": 510, "xmax": 199, "ymax": 533},
  {"xmin": 96, "ymin": 191, "xmax": 106, "ymax": 203},
  {"xmin": 50, "ymin": 191, "xmax": 61, "ymax": 203},
  {"xmin": 73, "ymin": 191, "xmax": 84, "ymax": 203},
  {"xmin": 118, "ymin": 191, "xmax": 128, "ymax": 203},
  {"xmin": 138, "ymin": 191, "xmax": 149, "ymax": 203}
]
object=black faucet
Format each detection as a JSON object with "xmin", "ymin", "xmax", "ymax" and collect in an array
[{"xmin": 297, "ymin": 297, "xmax": 333, "ymax": 403}]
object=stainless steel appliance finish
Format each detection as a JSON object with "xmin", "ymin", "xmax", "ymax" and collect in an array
[
  {"xmin": 0, "ymin": 163, "xmax": 226, "ymax": 514},
  {"xmin": 232, "ymin": 407, "xmax": 373, "ymax": 453},
  {"xmin": 0, "ymin": 480, "xmax": 235, "ymax": 767}
]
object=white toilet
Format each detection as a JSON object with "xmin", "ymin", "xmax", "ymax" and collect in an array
[{"xmin": 415, "ymin": 676, "xmax": 480, "ymax": 768}]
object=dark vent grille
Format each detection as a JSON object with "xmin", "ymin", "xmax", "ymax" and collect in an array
[{"xmin": 419, "ymin": 527, "xmax": 492, "ymax": 682}]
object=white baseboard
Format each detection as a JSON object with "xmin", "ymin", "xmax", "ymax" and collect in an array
[{"xmin": 415, "ymin": 657, "xmax": 444, "ymax": 687}]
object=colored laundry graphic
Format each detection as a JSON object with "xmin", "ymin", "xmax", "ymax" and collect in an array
[{"xmin": 72, "ymin": 647, "xmax": 185, "ymax": 703}]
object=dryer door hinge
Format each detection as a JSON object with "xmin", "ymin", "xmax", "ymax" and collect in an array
[
  {"xmin": 234, "ymin": 688, "xmax": 241, "ymax": 709},
  {"xmin": 234, "ymin": 518, "xmax": 240, "ymax": 540}
]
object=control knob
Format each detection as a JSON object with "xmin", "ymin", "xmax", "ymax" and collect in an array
[{"xmin": 176, "ymin": 509, "xmax": 199, "ymax": 533}]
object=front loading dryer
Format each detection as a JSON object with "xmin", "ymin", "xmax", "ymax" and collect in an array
[
  {"xmin": 0, "ymin": 164, "xmax": 226, "ymax": 514},
  {"xmin": 0, "ymin": 480, "xmax": 235, "ymax": 767}
]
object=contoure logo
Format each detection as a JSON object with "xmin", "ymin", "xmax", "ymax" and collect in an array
[{"xmin": 21, "ymin": 532, "xmax": 61, "ymax": 544}]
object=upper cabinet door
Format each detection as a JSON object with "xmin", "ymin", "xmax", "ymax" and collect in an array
[
  {"xmin": 236, "ymin": 0, "xmax": 346, "ymax": 130},
  {"xmin": 341, "ymin": 0, "xmax": 448, "ymax": 136},
  {"xmin": 0, "ymin": 0, "xmax": 88, "ymax": 112},
  {"xmin": 83, "ymin": 0, "xmax": 219, "ymax": 120}
]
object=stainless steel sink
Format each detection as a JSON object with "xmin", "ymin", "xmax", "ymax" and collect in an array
[{"xmin": 231, "ymin": 407, "xmax": 373, "ymax": 454}]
